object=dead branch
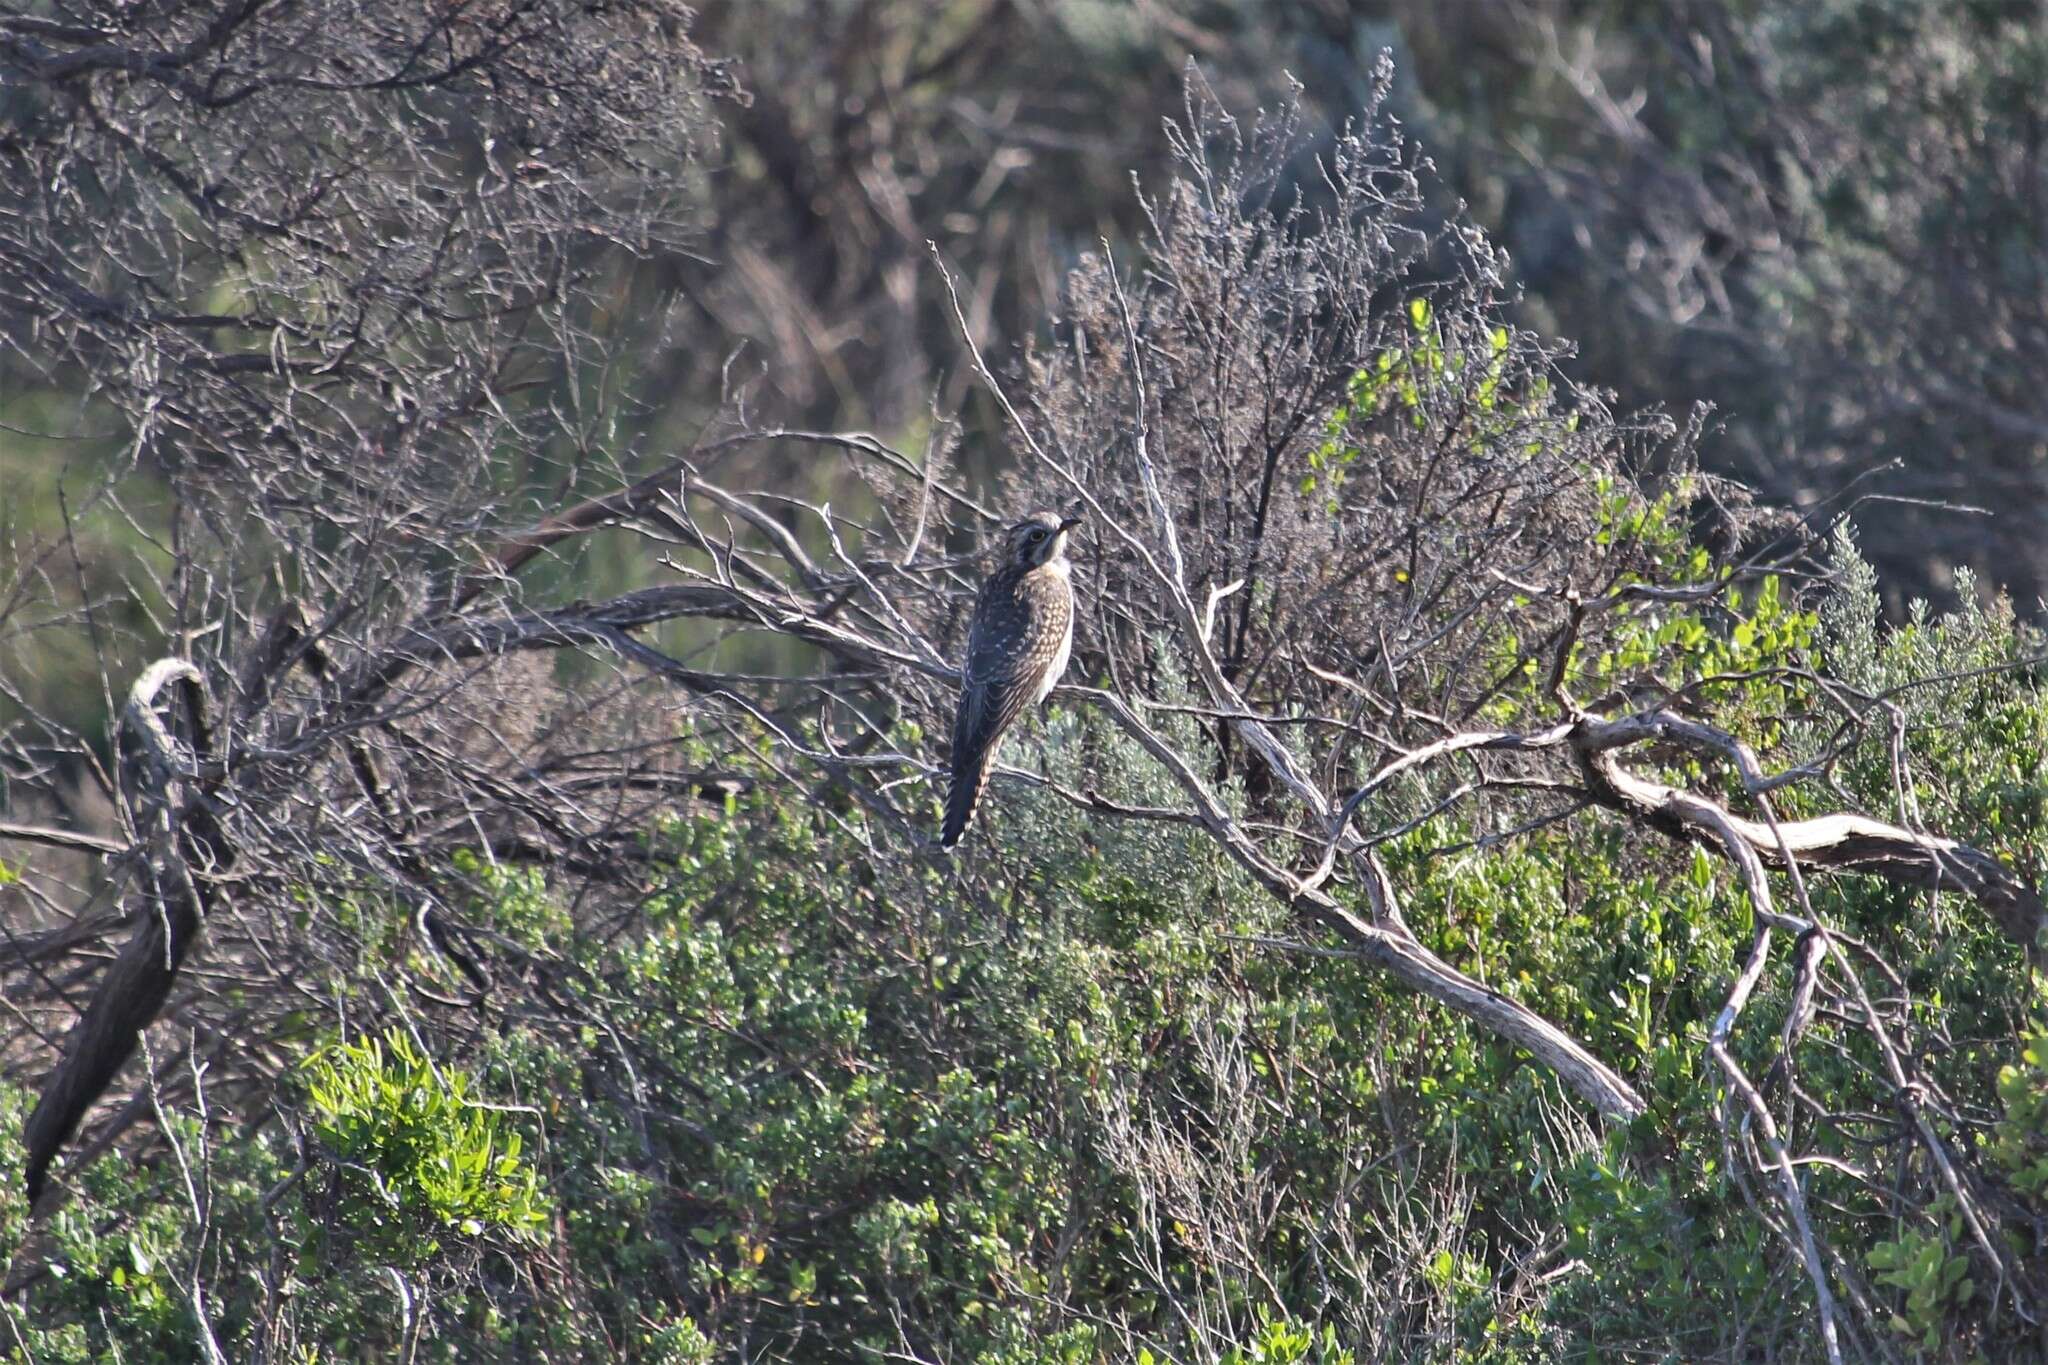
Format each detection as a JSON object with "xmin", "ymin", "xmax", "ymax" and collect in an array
[
  {"xmin": 23, "ymin": 660, "xmax": 227, "ymax": 1203},
  {"xmin": 1575, "ymin": 710, "xmax": 2048, "ymax": 958}
]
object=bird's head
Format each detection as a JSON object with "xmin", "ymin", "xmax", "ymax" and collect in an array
[{"xmin": 1003, "ymin": 509, "xmax": 1082, "ymax": 570}]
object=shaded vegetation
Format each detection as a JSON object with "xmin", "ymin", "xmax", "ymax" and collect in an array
[
  {"xmin": 5, "ymin": 4, "xmax": 2048, "ymax": 1363},
  {"xmin": 6, "ymin": 539, "xmax": 2048, "ymax": 1361}
]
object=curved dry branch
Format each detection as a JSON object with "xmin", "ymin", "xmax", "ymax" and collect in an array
[
  {"xmin": 929, "ymin": 239, "xmax": 1648, "ymax": 1122},
  {"xmin": 1574, "ymin": 710, "xmax": 2048, "ymax": 958},
  {"xmin": 1077, "ymin": 687, "xmax": 1645, "ymax": 1122},
  {"xmin": 1682, "ymin": 793, "xmax": 1845, "ymax": 1364},
  {"xmin": 22, "ymin": 659, "xmax": 226, "ymax": 1204}
]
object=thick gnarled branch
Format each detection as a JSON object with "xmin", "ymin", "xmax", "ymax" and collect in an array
[
  {"xmin": 1574, "ymin": 710, "xmax": 2048, "ymax": 958},
  {"xmin": 22, "ymin": 660, "xmax": 226, "ymax": 1204}
]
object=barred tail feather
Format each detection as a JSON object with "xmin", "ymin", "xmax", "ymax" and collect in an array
[{"xmin": 940, "ymin": 748, "xmax": 994, "ymax": 848}]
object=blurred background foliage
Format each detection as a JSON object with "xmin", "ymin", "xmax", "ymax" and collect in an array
[
  {"xmin": 7, "ymin": 1, "xmax": 2048, "ymax": 1361},
  {"xmin": 10, "ymin": 0, "xmax": 2046, "ymax": 739}
]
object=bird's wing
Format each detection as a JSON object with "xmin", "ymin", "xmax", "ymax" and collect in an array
[
  {"xmin": 941, "ymin": 581, "xmax": 1061, "ymax": 844},
  {"xmin": 950, "ymin": 673, "xmax": 1035, "ymax": 772},
  {"xmin": 953, "ymin": 590, "xmax": 1059, "ymax": 762}
]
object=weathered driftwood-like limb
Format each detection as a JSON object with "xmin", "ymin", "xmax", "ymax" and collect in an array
[
  {"xmin": 1566, "ymin": 705, "xmax": 2040, "ymax": 1329},
  {"xmin": 23, "ymin": 660, "xmax": 226, "ymax": 1203},
  {"xmin": 1574, "ymin": 710, "xmax": 2048, "ymax": 957}
]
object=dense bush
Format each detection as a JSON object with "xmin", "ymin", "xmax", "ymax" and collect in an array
[
  {"xmin": 5, "ymin": 10, "xmax": 2047, "ymax": 1361},
  {"xmin": 5, "ymin": 540, "xmax": 2045, "ymax": 1361}
]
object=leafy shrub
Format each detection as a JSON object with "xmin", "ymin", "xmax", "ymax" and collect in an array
[
  {"xmin": 300, "ymin": 1028, "xmax": 549, "ymax": 1267},
  {"xmin": 4, "ymin": 49, "xmax": 2046, "ymax": 1365}
]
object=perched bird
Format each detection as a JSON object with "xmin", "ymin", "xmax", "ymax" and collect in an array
[{"xmin": 941, "ymin": 510, "xmax": 1082, "ymax": 847}]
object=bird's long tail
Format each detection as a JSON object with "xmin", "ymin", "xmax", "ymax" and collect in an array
[{"xmin": 940, "ymin": 748, "xmax": 995, "ymax": 848}]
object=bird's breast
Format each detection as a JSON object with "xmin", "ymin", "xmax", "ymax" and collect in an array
[{"xmin": 1033, "ymin": 615, "xmax": 1073, "ymax": 706}]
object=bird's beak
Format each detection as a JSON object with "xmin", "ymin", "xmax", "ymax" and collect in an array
[{"xmin": 1058, "ymin": 515, "xmax": 1084, "ymax": 532}]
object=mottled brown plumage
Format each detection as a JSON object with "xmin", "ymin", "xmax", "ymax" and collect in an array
[{"xmin": 941, "ymin": 510, "xmax": 1080, "ymax": 847}]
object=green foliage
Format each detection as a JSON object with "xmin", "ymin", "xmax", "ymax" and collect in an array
[
  {"xmin": 300, "ymin": 1027, "xmax": 549, "ymax": 1267},
  {"xmin": 1303, "ymin": 305, "xmax": 1554, "ymax": 511},
  {"xmin": 1216, "ymin": 1315, "xmax": 1338, "ymax": 1365},
  {"xmin": 1990, "ymin": 1023, "xmax": 2048, "ymax": 1198},
  {"xmin": 450, "ymin": 849, "xmax": 570, "ymax": 950},
  {"xmin": 1, "ymin": 1078, "xmax": 298, "ymax": 1363},
  {"xmin": 637, "ymin": 1313, "xmax": 718, "ymax": 1365},
  {"xmin": 7, "ymin": 532, "xmax": 2048, "ymax": 1361},
  {"xmin": 1867, "ymin": 1215, "xmax": 1976, "ymax": 1357}
]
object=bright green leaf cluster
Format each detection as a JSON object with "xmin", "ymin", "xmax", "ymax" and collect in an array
[{"xmin": 300, "ymin": 1027, "xmax": 548, "ymax": 1267}]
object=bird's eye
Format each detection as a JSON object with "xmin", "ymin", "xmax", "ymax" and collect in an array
[{"xmin": 1029, "ymin": 529, "xmax": 1047, "ymax": 543}]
